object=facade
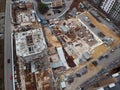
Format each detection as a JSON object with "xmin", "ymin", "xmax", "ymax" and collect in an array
[
  {"xmin": 89, "ymin": 0, "xmax": 120, "ymax": 26},
  {"xmin": 109, "ymin": 0, "xmax": 120, "ymax": 24},
  {"xmin": 100, "ymin": 0, "xmax": 116, "ymax": 13},
  {"xmin": 94, "ymin": 0, "xmax": 120, "ymax": 27}
]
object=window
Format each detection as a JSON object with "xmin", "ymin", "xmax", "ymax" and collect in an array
[
  {"xmin": 26, "ymin": 35, "xmax": 34, "ymax": 46},
  {"xmin": 28, "ymin": 46, "xmax": 34, "ymax": 54}
]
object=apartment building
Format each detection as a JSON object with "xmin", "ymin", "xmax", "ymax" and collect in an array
[{"xmin": 100, "ymin": 0, "xmax": 116, "ymax": 13}]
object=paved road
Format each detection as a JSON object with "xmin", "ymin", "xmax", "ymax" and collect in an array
[{"xmin": 4, "ymin": 0, "xmax": 14, "ymax": 90}]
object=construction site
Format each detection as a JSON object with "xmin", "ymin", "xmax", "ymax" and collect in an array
[
  {"xmin": 11, "ymin": 1, "xmax": 120, "ymax": 90},
  {"xmin": 12, "ymin": 1, "xmax": 54, "ymax": 90}
]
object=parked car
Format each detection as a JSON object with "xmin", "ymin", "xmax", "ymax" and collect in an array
[
  {"xmin": 10, "ymin": 74, "xmax": 13, "ymax": 80},
  {"xmin": 7, "ymin": 59, "xmax": 10, "ymax": 63}
]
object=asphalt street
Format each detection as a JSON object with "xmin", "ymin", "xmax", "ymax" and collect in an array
[{"xmin": 4, "ymin": 0, "xmax": 14, "ymax": 90}]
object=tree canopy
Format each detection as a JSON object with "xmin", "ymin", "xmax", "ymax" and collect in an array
[{"xmin": 38, "ymin": 3, "xmax": 49, "ymax": 14}]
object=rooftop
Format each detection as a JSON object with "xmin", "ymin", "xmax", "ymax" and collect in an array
[
  {"xmin": 15, "ymin": 28, "xmax": 47, "ymax": 57},
  {"xmin": 16, "ymin": 10, "xmax": 36, "ymax": 25}
]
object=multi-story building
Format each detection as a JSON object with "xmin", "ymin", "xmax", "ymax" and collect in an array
[
  {"xmin": 100, "ymin": 0, "xmax": 116, "ymax": 13},
  {"xmin": 88, "ymin": 0, "xmax": 120, "ymax": 27},
  {"xmin": 108, "ymin": 0, "xmax": 120, "ymax": 25}
]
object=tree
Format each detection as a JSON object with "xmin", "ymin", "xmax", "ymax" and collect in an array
[{"xmin": 38, "ymin": 3, "xmax": 49, "ymax": 14}]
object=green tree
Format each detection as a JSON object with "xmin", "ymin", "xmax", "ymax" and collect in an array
[{"xmin": 38, "ymin": 3, "xmax": 49, "ymax": 14}]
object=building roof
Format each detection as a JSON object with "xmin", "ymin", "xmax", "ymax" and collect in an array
[
  {"xmin": 82, "ymin": 51, "xmax": 91, "ymax": 60},
  {"xmin": 57, "ymin": 47, "xmax": 70, "ymax": 69},
  {"xmin": 112, "ymin": 73, "xmax": 119, "ymax": 78},
  {"xmin": 16, "ymin": 10, "xmax": 36, "ymax": 25},
  {"xmin": 109, "ymin": 83, "xmax": 116, "ymax": 88},
  {"xmin": 15, "ymin": 28, "xmax": 47, "ymax": 57},
  {"xmin": 50, "ymin": 61, "xmax": 63, "ymax": 68},
  {"xmin": 68, "ymin": 8, "xmax": 77, "ymax": 16},
  {"xmin": 98, "ymin": 87, "xmax": 104, "ymax": 90},
  {"xmin": 60, "ymin": 25, "xmax": 70, "ymax": 33},
  {"xmin": 61, "ymin": 81, "xmax": 66, "ymax": 88}
]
